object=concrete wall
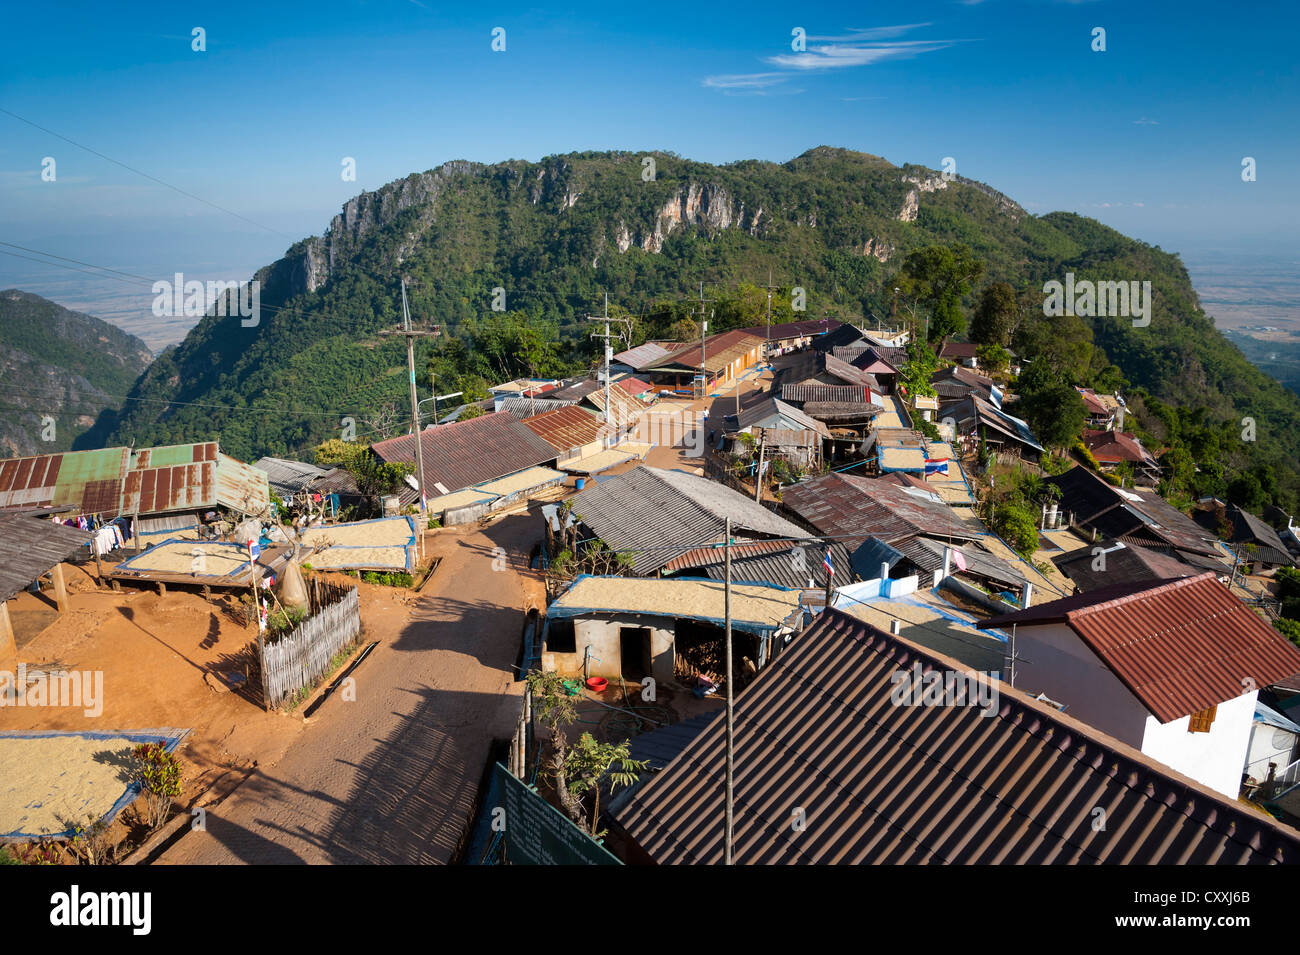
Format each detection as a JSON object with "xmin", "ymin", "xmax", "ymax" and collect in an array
[
  {"xmin": 1012, "ymin": 622, "xmax": 1150, "ymax": 748},
  {"xmin": 1141, "ymin": 692, "xmax": 1257, "ymax": 798},
  {"xmin": 542, "ymin": 612, "xmax": 675, "ymax": 685}
]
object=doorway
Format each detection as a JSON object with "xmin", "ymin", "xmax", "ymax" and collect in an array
[{"xmin": 619, "ymin": 627, "xmax": 652, "ymax": 682}]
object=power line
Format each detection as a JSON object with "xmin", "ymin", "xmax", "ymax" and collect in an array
[{"xmin": 0, "ymin": 107, "xmax": 294, "ymax": 239}]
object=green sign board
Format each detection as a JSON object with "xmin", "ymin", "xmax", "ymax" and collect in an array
[{"xmin": 493, "ymin": 762, "xmax": 621, "ymax": 866}]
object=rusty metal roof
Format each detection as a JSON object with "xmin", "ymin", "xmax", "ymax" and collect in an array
[
  {"xmin": 0, "ymin": 444, "xmax": 267, "ymax": 518},
  {"xmin": 649, "ymin": 331, "xmax": 764, "ymax": 375},
  {"xmin": 0, "ymin": 448, "xmax": 130, "ymax": 515},
  {"xmin": 521, "ymin": 405, "xmax": 607, "ymax": 454},
  {"xmin": 1050, "ymin": 466, "xmax": 1221, "ymax": 557},
  {"xmin": 120, "ymin": 443, "xmax": 269, "ymax": 517},
  {"xmin": 610, "ymin": 607, "xmax": 1300, "ymax": 864},
  {"xmin": 1053, "ymin": 540, "xmax": 1196, "ymax": 591},
  {"xmin": 371, "ymin": 411, "xmax": 558, "ymax": 496},
  {"xmin": 980, "ymin": 573, "xmax": 1300, "ymax": 723},
  {"xmin": 0, "ymin": 513, "xmax": 94, "ymax": 601},
  {"xmin": 781, "ymin": 473, "xmax": 981, "ymax": 546}
]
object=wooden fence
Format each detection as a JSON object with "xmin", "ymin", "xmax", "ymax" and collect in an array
[{"xmin": 260, "ymin": 580, "xmax": 361, "ymax": 710}]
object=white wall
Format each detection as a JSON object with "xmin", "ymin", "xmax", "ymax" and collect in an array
[
  {"xmin": 1015, "ymin": 622, "xmax": 1257, "ymax": 797},
  {"xmin": 542, "ymin": 612, "xmax": 675, "ymax": 685},
  {"xmin": 1141, "ymin": 692, "xmax": 1256, "ymax": 799}
]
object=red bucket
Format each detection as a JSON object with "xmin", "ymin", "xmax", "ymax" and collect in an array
[{"xmin": 585, "ymin": 676, "xmax": 609, "ymax": 692}]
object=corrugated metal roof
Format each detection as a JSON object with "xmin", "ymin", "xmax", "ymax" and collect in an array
[
  {"xmin": 0, "ymin": 514, "xmax": 94, "ymax": 601},
  {"xmin": 120, "ymin": 443, "xmax": 269, "ymax": 517},
  {"xmin": 781, "ymin": 473, "xmax": 981, "ymax": 546},
  {"xmin": 496, "ymin": 396, "xmax": 579, "ymax": 418},
  {"xmin": 732, "ymin": 398, "xmax": 829, "ymax": 437},
  {"xmin": 899, "ymin": 536, "xmax": 1028, "ymax": 589},
  {"xmin": 521, "ymin": 405, "xmax": 608, "ymax": 453},
  {"xmin": 779, "ymin": 384, "xmax": 870, "ymax": 404},
  {"xmin": 702, "ymin": 542, "xmax": 854, "ymax": 590},
  {"xmin": 0, "ymin": 448, "xmax": 130, "ymax": 514},
  {"xmin": 648, "ymin": 331, "xmax": 764, "ymax": 375},
  {"xmin": 584, "ymin": 385, "xmax": 645, "ymax": 426},
  {"xmin": 1054, "ymin": 540, "xmax": 1196, "ymax": 591},
  {"xmin": 1227, "ymin": 506, "xmax": 1293, "ymax": 566},
  {"xmin": 371, "ymin": 411, "xmax": 558, "ymax": 496},
  {"xmin": 569, "ymin": 466, "xmax": 810, "ymax": 574},
  {"xmin": 1050, "ymin": 466, "xmax": 1221, "ymax": 558},
  {"xmin": 612, "ymin": 342, "xmax": 674, "ymax": 370},
  {"xmin": 611, "ymin": 607, "xmax": 1300, "ymax": 864},
  {"xmin": 980, "ymin": 573, "xmax": 1300, "ymax": 723},
  {"xmin": 810, "ymin": 324, "xmax": 868, "ymax": 353},
  {"xmin": 254, "ymin": 457, "xmax": 328, "ymax": 496}
]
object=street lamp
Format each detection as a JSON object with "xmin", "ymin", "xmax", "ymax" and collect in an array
[{"xmin": 418, "ymin": 391, "xmax": 462, "ymax": 428}]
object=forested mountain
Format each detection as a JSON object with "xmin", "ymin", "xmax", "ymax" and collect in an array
[
  {"xmin": 0, "ymin": 289, "xmax": 153, "ymax": 456},
  {"xmin": 79, "ymin": 148, "xmax": 1300, "ymax": 507}
]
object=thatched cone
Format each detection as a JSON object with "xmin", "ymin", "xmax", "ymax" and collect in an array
[{"xmin": 278, "ymin": 558, "xmax": 309, "ymax": 611}]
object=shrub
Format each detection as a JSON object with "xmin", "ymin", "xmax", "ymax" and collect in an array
[
  {"xmin": 361, "ymin": 571, "xmax": 414, "ymax": 588},
  {"xmin": 993, "ymin": 501, "xmax": 1040, "ymax": 559},
  {"xmin": 130, "ymin": 743, "xmax": 183, "ymax": 831}
]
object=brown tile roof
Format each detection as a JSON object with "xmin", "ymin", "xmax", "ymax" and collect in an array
[
  {"xmin": 779, "ymin": 383, "xmax": 871, "ymax": 404},
  {"xmin": 939, "ymin": 342, "xmax": 979, "ymax": 359},
  {"xmin": 611, "ymin": 608, "xmax": 1300, "ymax": 864},
  {"xmin": 370, "ymin": 411, "xmax": 557, "ymax": 496},
  {"xmin": 649, "ymin": 331, "xmax": 764, "ymax": 375},
  {"xmin": 1082, "ymin": 429, "xmax": 1158, "ymax": 468},
  {"xmin": 521, "ymin": 405, "xmax": 607, "ymax": 454},
  {"xmin": 980, "ymin": 573, "xmax": 1300, "ymax": 722},
  {"xmin": 780, "ymin": 473, "xmax": 981, "ymax": 546}
]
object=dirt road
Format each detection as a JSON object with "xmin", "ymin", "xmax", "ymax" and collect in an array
[{"xmin": 155, "ymin": 516, "xmax": 534, "ymax": 865}]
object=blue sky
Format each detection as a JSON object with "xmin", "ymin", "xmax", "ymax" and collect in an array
[{"xmin": 1, "ymin": 0, "xmax": 1297, "ymax": 333}]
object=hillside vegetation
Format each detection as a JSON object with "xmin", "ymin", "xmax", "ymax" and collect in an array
[
  {"xmin": 0, "ymin": 289, "xmax": 153, "ymax": 456},
  {"xmin": 79, "ymin": 148, "xmax": 1300, "ymax": 508}
]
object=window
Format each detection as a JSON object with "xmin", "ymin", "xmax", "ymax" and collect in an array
[
  {"xmin": 547, "ymin": 619, "xmax": 576, "ymax": 654},
  {"xmin": 1188, "ymin": 705, "xmax": 1217, "ymax": 734}
]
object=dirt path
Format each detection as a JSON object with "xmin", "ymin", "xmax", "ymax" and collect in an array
[{"xmin": 154, "ymin": 516, "xmax": 534, "ymax": 864}]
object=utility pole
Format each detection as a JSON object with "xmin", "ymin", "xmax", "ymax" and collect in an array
[
  {"xmin": 763, "ymin": 269, "xmax": 778, "ymax": 354},
  {"xmin": 754, "ymin": 433, "xmax": 766, "ymax": 502},
  {"xmin": 586, "ymin": 295, "xmax": 632, "ymax": 433},
  {"xmin": 380, "ymin": 279, "xmax": 439, "ymax": 516},
  {"xmin": 723, "ymin": 516, "xmax": 735, "ymax": 865}
]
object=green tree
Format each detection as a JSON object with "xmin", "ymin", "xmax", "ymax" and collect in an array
[
  {"xmin": 1015, "ymin": 363, "xmax": 1086, "ymax": 449},
  {"xmin": 895, "ymin": 243, "xmax": 985, "ymax": 344},
  {"xmin": 970, "ymin": 281, "xmax": 1018, "ymax": 347},
  {"xmin": 565, "ymin": 733, "xmax": 648, "ymax": 835}
]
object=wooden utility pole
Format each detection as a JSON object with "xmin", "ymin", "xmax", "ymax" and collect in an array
[
  {"xmin": 380, "ymin": 279, "xmax": 439, "ymax": 516},
  {"xmin": 763, "ymin": 269, "xmax": 778, "ymax": 353},
  {"xmin": 754, "ymin": 434, "xmax": 766, "ymax": 502},
  {"xmin": 723, "ymin": 517, "xmax": 735, "ymax": 865}
]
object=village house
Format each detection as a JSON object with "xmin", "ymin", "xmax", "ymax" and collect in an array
[
  {"xmin": 737, "ymin": 317, "xmax": 843, "ymax": 358},
  {"xmin": 1048, "ymin": 465, "xmax": 1228, "ymax": 570},
  {"xmin": 642, "ymin": 330, "xmax": 765, "ymax": 396},
  {"xmin": 371, "ymin": 411, "xmax": 564, "ymax": 523},
  {"xmin": 605, "ymin": 607, "xmax": 1300, "ymax": 864},
  {"xmin": 980, "ymin": 573, "xmax": 1300, "ymax": 798},
  {"xmin": 540, "ymin": 575, "xmax": 804, "ymax": 688},
  {"xmin": 561, "ymin": 465, "xmax": 811, "ymax": 576},
  {"xmin": 1080, "ymin": 429, "xmax": 1161, "ymax": 486}
]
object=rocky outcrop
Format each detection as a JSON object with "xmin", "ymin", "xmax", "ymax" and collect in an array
[
  {"xmin": 639, "ymin": 183, "xmax": 739, "ymax": 252},
  {"xmin": 899, "ymin": 189, "xmax": 920, "ymax": 223},
  {"xmin": 862, "ymin": 238, "xmax": 894, "ymax": 262}
]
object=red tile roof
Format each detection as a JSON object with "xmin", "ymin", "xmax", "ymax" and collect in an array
[
  {"xmin": 611, "ymin": 608, "xmax": 1300, "ymax": 864},
  {"xmin": 615, "ymin": 376, "xmax": 654, "ymax": 396},
  {"xmin": 980, "ymin": 573, "xmax": 1300, "ymax": 722}
]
